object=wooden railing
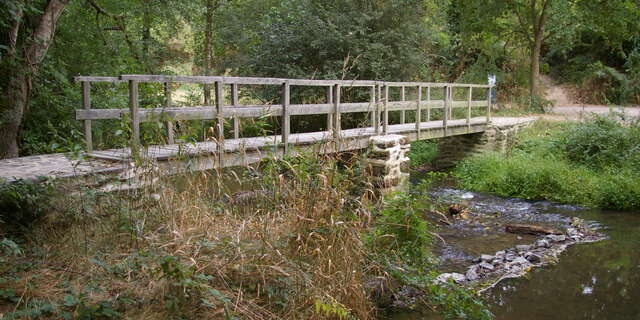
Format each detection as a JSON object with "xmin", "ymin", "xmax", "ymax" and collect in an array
[{"xmin": 74, "ymin": 75, "xmax": 493, "ymax": 155}]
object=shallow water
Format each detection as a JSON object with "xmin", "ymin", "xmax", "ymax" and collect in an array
[{"xmin": 395, "ymin": 185, "xmax": 640, "ymax": 320}]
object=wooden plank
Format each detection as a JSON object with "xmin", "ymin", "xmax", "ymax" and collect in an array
[
  {"xmin": 426, "ymin": 86, "xmax": 431, "ymax": 121},
  {"xmin": 74, "ymin": 76, "xmax": 123, "ymax": 83},
  {"xmin": 282, "ymin": 81, "xmax": 290, "ymax": 154},
  {"xmin": 400, "ymin": 86, "xmax": 406, "ymax": 124},
  {"xmin": 376, "ymin": 84, "xmax": 382, "ymax": 134},
  {"xmin": 326, "ymin": 86, "xmax": 333, "ymax": 132},
  {"xmin": 383, "ymin": 85, "xmax": 389, "ymax": 134},
  {"xmin": 214, "ymin": 81, "xmax": 225, "ymax": 144},
  {"xmin": 333, "ymin": 84, "xmax": 341, "ymax": 140},
  {"xmin": 231, "ymin": 83, "xmax": 240, "ymax": 139},
  {"xmin": 82, "ymin": 81, "xmax": 92, "ymax": 152},
  {"xmin": 442, "ymin": 86, "xmax": 448, "ymax": 132},
  {"xmin": 128, "ymin": 80, "xmax": 140, "ymax": 157},
  {"xmin": 467, "ymin": 87, "xmax": 472, "ymax": 130},
  {"xmin": 164, "ymin": 82, "xmax": 174, "ymax": 144},
  {"xmin": 487, "ymin": 86, "xmax": 492, "ymax": 122},
  {"xmin": 121, "ymin": 74, "xmax": 220, "ymax": 83},
  {"xmin": 416, "ymin": 85, "xmax": 422, "ymax": 134},
  {"xmin": 370, "ymin": 86, "xmax": 376, "ymax": 128}
]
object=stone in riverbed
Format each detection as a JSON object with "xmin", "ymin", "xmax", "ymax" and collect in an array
[
  {"xmin": 479, "ymin": 262, "xmax": 495, "ymax": 270},
  {"xmin": 466, "ymin": 267, "xmax": 479, "ymax": 281},
  {"xmin": 480, "ymin": 254, "xmax": 494, "ymax": 262},
  {"xmin": 512, "ymin": 257, "xmax": 530, "ymax": 265},
  {"xmin": 435, "ymin": 273, "xmax": 466, "ymax": 284},
  {"xmin": 525, "ymin": 252, "xmax": 543, "ymax": 264},
  {"xmin": 535, "ymin": 239, "xmax": 550, "ymax": 248},
  {"xmin": 516, "ymin": 244, "xmax": 531, "ymax": 252},
  {"xmin": 547, "ymin": 234, "xmax": 567, "ymax": 242}
]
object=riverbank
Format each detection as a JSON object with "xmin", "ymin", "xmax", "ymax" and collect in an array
[
  {"xmin": 454, "ymin": 116, "xmax": 640, "ymax": 210},
  {"xmin": 0, "ymin": 153, "xmax": 491, "ymax": 320}
]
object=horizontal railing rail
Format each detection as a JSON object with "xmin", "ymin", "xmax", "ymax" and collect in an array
[{"xmin": 74, "ymin": 74, "xmax": 493, "ymax": 156}]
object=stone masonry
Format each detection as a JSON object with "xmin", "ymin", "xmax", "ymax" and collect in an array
[
  {"xmin": 364, "ymin": 134, "xmax": 411, "ymax": 190},
  {"xmin": 433, "ymin": 120, "xmax": 534, "ymax": 169}
]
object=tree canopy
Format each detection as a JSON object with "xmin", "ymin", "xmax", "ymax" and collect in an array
[{"xmin": 0, "ymin": 0, "xmax": 638, "ymax": 157}]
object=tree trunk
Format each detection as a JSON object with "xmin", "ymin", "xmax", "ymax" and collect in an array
[
  {"xmin": 530, "ymin": 32, "xmax": 543, "ymax": 97},
  {"xmin": 0, "ymin": 0, "xmax": 70, "ymax": 159},
  {"xmin": 202, "ymin": 0, "xmax": 214, "ymax": 105}
]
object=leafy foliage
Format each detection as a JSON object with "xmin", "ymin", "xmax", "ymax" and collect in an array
[{"xmin": 454, "ymin": 118, "xmax": 640, "ymax": 210}]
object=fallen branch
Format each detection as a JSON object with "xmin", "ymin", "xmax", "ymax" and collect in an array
[{"xmin": 505, "ymin": 224, "xmax": 561, "ymax": 235}]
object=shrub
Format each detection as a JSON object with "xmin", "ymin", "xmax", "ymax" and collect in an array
[
  {"xmin": 408, "ymin": 140, "xmax": 438, "ymax": 167},
  {"xmin": 454, "ymin": 117, "xmax": 640, "ymax": 210},
  {"xmin": 0, "ymin": 180, "xmax": 56, "ymax": 228},
  {"xmin": 559, "ymin": 114, "xmax": 640, "ymax": 170}
]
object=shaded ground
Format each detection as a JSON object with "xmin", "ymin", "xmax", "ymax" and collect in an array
[{"xmin": 542, "ymin": 75, "xmax": 640, "ymax": 120}]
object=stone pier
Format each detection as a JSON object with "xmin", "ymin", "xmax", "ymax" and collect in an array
[
  {"xmin": 364, "ymin": 134, "xmax": 411, "ymax": 190},
  {"xmin": 433, "ymin": 119, "xmax": 535, "ymax": 169}
]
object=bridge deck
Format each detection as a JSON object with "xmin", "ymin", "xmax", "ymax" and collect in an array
[{"xmin": 0, "ymin": 117, "xmax": 535, "ymax": 183}]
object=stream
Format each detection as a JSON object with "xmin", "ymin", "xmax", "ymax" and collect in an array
[{"xmin": 395, "ymin": 184, "xmax": 640, "ymax": 320}]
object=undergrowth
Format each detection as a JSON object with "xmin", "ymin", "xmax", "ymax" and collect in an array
[
  {"xmin": 454, "ymin": 115, "xmax": 640, "ymax": 210},
  {"xmin": 0, "ymin": 152, "xmax": 491, "ymax": 319}
]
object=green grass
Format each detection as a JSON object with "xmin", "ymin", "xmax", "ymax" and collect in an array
[
  {"xmin": 408, "ymin": 140, "xmax": 438, "ymax": 167},
  {"xmin": 454, "ymin": 116, "xmax": 640, "ymax": 210}
]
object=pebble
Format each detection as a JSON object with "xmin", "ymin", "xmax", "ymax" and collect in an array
[
  {"xmin": 547, "ymin": 234, "xmax": 567, "ymax": 242},
  {"xmin": 466, "ymin": 267, "xmax": 479, "ymax": 281},
  {"xmin": 479, "ymin": 262, "xmax": 495, "ymax": 270},
  {"xmin": 525, "ymin": 252, "xmax": 543, "ymax": 263},
  {"xmin": 512, "ymin": 257, "xmax": 530, "ymax": 265},
  {"xmin": 436, "ymin": 273, "xmax": 466, "ymax": 284},
  {"xmin": 480, "ymin": 254, "xmax": 494, "ymax": 262},
  {"xmin": 535, "ymin": 239, "xmax": 550, "ymax": 248},
  {"xmin": 516, "ymin": 244, "xmax": 531, "ymax": 252}
]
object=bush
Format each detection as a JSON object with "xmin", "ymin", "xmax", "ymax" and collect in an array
[
  {"xmin": 368, "ymin": 192, "xmax": 434, "ymax": 266},
  {"xmin": 408, "ymin": 140, "xmax": 438, "ymax": 167},
  {"xmin": 0, "ymin": 180, "xmax": 56, "ymax": 228},
  {"xmin": 559, "ymin": 114, "xmax": 640, "ymax": 170},
  {"xmin": 454, "ymin": 117, "xmax": 640, "ymax": 210}
]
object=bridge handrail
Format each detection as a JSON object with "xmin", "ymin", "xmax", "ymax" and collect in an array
[{"xmin": 74, "ymin": 74, "xmax": 493, "ymax": 154}]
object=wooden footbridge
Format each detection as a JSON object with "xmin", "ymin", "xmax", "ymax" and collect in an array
[{"xmin": 0, "ymin": 74, "xmax": 534, "ymax": 183}]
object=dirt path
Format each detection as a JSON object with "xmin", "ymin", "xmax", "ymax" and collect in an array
[{"xmin": 540, "ymin": 75, "xmax": 639, "ymax": 120}]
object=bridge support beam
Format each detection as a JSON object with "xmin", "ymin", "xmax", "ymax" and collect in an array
[
  {"xmin": 433, "ymin": 121, "xmax": 533, "ymax": 169},
  {"xmin": 364, "ymin": 134, "xmax": 410, "ymax": 191}
]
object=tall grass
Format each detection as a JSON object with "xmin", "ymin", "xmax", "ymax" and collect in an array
[
  {"xmin": 454, "ymin": 116, "xmax": 640, "ymax": 210},
  {"xmin": 0, "ymin": 151, "xmax": 492, "ymax": 319}
]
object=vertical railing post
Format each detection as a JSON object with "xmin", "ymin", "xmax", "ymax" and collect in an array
[
  {"xmin": 282, "ymin": 81, "xmax": 290, "ymax": 155},
  {"xmin": 416, "ymin": 85, "xmax": 422, "ymax": 138},
  {"xmin": 467, "ymin": 86, "xmax": 473, "ymax": 132},
  {"xmin": 231, "ymin": 83, "xmax": 240, "ymax": 139},
  {"xmin": 487, "ymin": 86, "xmax": 492, "ymax": 123},
  {"xmin": 369, "ymin": 85, "xmax": 376, "ymax": 131},
  {"xmin": 326, "ymin": 85, "xmax": 334, "ymax": 133},
  {"xmin": 442, "ymin": 86, "xmax": 448, "ymax": 135},
  {"xmin": 128, "ymin": 80, "xmax": 140, "ymax": 158},
  {"xmin": 400, "ymin": 85, "xmax": 406, "ymax": 124},
  {"xmin": 163, "ymin": 82, "xmax": 174, "ymax": 144},
  {"xmin": 426, "ymin": 86, "xmax": 431, "ymax": 122},
  {"xmin": 451, "ymin": 87, "xmax": 455, "ymax": 120},
  {"xmin": 383, "ymin": 84, "xmax": 389, "ymax": 134},
  {"xmin": 82, "ymin": 81, "xmax": 93, "ymax": 152},
  {"xmin": 333, "ymin": 83, "xmax": 341, "ymax": 141},
  {"xmin": 375, "ymin": 84, "xmax": 382, "ymax": 134},
  {"xmin": 214, "ymin": 80, "xmax": 225, "ymax": 149}
]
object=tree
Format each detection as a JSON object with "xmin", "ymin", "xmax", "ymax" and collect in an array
[
  {"xmin": 0, "ymin": 0, "xmax": 71, "ymax": 159},
  {"xmin": 457, "ymin": 0, "xmax": 578, "ymax": 96}
]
